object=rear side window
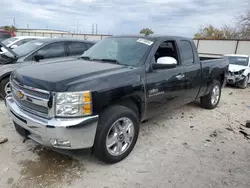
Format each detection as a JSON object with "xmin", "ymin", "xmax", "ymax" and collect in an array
[
  {"xmin": 36, "ymin": 42, "xmax": 66, "ymax": 59},
  {"xmin": 179, "ymin": 40, "xmax": 194, "ymax": 65},
  {"xmin": 67, "ymin": 42, "xmax": 87, "ymax": 56}
]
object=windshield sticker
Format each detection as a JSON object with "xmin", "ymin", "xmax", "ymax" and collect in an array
[
  {"xmin": 237, "ymin": 58, "xmax": 246, "ymax": 61},
  {"xmin": 137, "ymin": 38, "xmax": 153, "ymax": 46},
  {"xmin": 34, "ymin": 42, "xmax": 43, "ymax": 46}
]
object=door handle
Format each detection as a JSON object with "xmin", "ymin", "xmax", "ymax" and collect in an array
[{"xmin": 176, "ymin": 74, "xmax": 185, "ymax": 80}]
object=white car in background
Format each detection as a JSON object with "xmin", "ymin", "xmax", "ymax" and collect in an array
[
  {"xmin": 225, "ymin": 54, "xmax": 250, "ymax": 89},
  {"xmin": 0, "ymin": 36, "xmax": 46, "ymax": 54}
]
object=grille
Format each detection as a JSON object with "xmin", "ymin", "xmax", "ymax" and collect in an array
[
  {"xmin": 12, "ymin": 81, "xmax": 50, "ymax": 100},
  {"xmin": 11, "ymin": 80, "xmax": 50, "ymax": 118},
  {"xmin": 13, "ymin": 93, "xmax": 48, "ymax": 115}
]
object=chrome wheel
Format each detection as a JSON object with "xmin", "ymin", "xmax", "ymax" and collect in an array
[
  {"xmin": 106, "ymin": 117, "xmax": 135, "ymax": 156},
  {"xmin": 4, "ymin": 82, "xmax": 11, "ymax": 95},
  {"xmin": 211, "ymin": 85, "xmax": 220, "ymax": 105}
]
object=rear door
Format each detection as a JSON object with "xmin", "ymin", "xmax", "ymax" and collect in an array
[
  {"xmin": 145, "ymin": 40, "xmax": 186, "ymax": 118},
  {"xmin": 177, "ymin": 39, "xmax": 202, "ymax": 103}
]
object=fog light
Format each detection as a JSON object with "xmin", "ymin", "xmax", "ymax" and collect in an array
[{"xmin": 50, "ymin": 139, "xmax": 71, "ymax": 148}]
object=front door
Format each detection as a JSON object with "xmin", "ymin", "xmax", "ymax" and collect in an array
[{"xmin": 145, "ymin": 40, "xmax": 186, "ymax": 119}]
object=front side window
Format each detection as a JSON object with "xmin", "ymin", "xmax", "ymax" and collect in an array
[
  {"xmin": 82, "ymin": 37, "xmax": 153, "ymax": 66},
  {"xmin": 36, "ymin": 42, "xmax": 66, "ymax": 59},
  {"xmin": 67, "ymin": 42, "xmax": 87, "ymax": 56},
  {"xmin": 179, "ymin": 41, "xmax": 194, "ymax": 65},
  {"xmin": 227, "ymin": 56, "xmax": 249, "ymax": 66}
]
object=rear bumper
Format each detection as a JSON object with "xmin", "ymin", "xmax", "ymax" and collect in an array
[{"xmin": 5, "ymin": 95, "xmax": 99, "ymax": 149}]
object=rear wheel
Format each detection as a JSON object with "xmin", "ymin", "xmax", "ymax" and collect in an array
[
  {"xmin": 0, "ymin": 77, "xmax": 11, "ymax": 98},
  {"xmin": 93, "ymin": 105, "xmax": 139, "ymax": 164},
  {"xmin": 239, "ymin": 75, "xmax": 249, "ymax": 89},
  {"xmin": 200, "ymin": 80, "xmax": 221, "ymax": 109}
]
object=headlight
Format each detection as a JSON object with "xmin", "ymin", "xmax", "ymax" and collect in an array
[
  {"xmin": 55, "ymin": 91, "xmax": 92, "ymax": 117},
  {"xmin": 238, "ymin": 69, "xmax": 245, "ymax": 74}
]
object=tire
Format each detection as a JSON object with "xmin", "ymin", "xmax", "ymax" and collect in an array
[
  {"xmin": 93, "ymin": 105, "xmax": 139, "ymax": 164},
  {"xmin": 200, "ymin": 80, "xmax": 221, "ymax": 109},
  {"xmin": 0, "ymin": 77, "xmax": 11, "ymax": 98},
  {"xmin": 238, "ymin": 75, "xmax": 249, "ymax": 89}
]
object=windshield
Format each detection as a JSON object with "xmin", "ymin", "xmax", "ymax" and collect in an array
[
  {"xmin": 2, "ymin": 37, "xmax": 18, "ymax": 45},
  {"xmin": 4, "ymin": 40, "xmax": 45, "ymax": 58},
  {"xmin": 82, "ymin": 37, "xmax": 153, "ymax": 66},
  {"xmin": 228, "ymin": 56, "xmax": 249, "ymax": 66}
]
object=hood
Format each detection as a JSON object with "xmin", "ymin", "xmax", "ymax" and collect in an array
[
  {"xmin": 0, "ymin": 42, "xmax": 18, "ymax": 59},
  {"xmin": 13, "ymin": 59, "xmax": 133, "ymax": 91},
  {"xmin": 229, "ymin": 64, "xmax": 247, "ymax": 72},
  {"xmin": 0, "ymin": 53, "xmax": 16, "ymax": 64}
]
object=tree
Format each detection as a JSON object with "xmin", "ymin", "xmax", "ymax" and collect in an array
[
  {"xmin": 194, "ymin": 10, "xmax": 250, "ymax": 40},
  {"xmin": 3, "ymin": 25, "xmax": 17, "ymax": 32},
  {"xmin": 194, "ymin": 25, "xmax": 241, "ymax": 40},
  {"xmin": 194, "ymin": 25, "xmax": 225, "ymax": 39},
  {"xmin": 140, "ymin": 28, "xmax": 154, "ymax": 36},
  {"xmin": 238, "ymin": 10, "xmax": 250, "ymax": 39}
]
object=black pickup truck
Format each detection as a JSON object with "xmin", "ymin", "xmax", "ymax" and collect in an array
[{"xmin": 5, "ymin": 36, "xmax": 229, "ymax": 163}]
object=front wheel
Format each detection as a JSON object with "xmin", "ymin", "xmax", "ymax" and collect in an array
[
  {"xmin": 0, "ymin": 77, "xmax": 11, "ymax": 98},
  {"xmin": 239, "ymin": 75, "xmax": 249, "ymax": 89},
  {"xmin": 200, "ymin": 80, "xmax": 221, "ymax": 109},
  {"xmin": 93, "ymin": 105, "xmax": 139, "ymax": 164}
]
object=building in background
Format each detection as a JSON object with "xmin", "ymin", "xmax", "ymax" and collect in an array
[{"xmin": 15, "ymin": 28, "xmax": 111, "ymax": 41}]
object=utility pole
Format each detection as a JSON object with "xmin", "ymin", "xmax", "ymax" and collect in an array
[
  {"xmin": 13, "ymin": 18, "xmax": 16, "ymax": 27},
  {"xmin": 76, "ymin": 21, "xmax": 79, "ymax": 34},
  {"xmin": 96, "ymin": 24, "xmax": 98, "ymax": 35}
]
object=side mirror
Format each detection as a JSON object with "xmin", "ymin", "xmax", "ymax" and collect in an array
[
  {"xmin": 153, "ymin": 57, "xmax": 177, "ymax": 69},
  {"xmin": 10, "ymin": 44, "xmax": 18, "ymax": 49},
  {"xmin": 34, "ymin": 54, "xmax": 44, "ymax": 62}
]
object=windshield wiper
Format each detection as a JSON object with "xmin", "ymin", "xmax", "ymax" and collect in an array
[
  {"xmin": 80, "ymin": 56, "xmax": 92, "ymax": 60},
  {"xmin": 93, "ymin": 58, "xmax": 120, "ymax": 64},
  {"xmin": 80, "ymin": 56, "xmax": 120, "ymax": 64}
]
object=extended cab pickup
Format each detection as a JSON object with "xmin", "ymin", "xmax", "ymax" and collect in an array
[{"xmin": 5, "ymin": 36, "xmax": 229, "ymax": 163}]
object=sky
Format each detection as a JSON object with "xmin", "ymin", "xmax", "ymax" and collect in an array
[{"xmin": 0, "ymin": 0, "xmax": 249, "ymax": 37}]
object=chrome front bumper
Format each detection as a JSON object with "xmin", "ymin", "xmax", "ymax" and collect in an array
[{"xmin": 5, "ymin": 95, "xmax": 99, "ymax": 149}]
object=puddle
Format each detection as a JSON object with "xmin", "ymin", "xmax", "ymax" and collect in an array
[{"xmin": 16, "ymin": 146, "xmax": 84, "ymax": 188}]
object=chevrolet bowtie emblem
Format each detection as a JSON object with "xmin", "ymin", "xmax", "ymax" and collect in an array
[{"xmin": 16, "ymin": 90, "xmax": 24, "ymax": 100}]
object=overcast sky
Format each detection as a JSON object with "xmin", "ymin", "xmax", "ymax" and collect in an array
[{"xmin": 0, "ymin": 0, "xmax": 249, "ymax": 37}]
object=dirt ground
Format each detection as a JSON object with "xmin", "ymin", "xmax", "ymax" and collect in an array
[{"xmin": 0, "ymin": 86, "xmax": 250, "ymax": 188}]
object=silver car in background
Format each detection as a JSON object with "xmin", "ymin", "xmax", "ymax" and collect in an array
[{"xmin": 0, "ymin": 38, "xmax": 95, "ymax": 97}]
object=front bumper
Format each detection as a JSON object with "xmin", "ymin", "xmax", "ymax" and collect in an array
[
  {"xmin": 5, "ymin": 95, "xmax": 99, "ymax": 149},
  {"xmin": 227, "ymin": 74, "xmax": 245, "ymax": 85}
]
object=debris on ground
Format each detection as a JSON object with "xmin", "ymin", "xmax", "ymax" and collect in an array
[
  {"xmin": 229, "ymin": 92, "xmax": 233, "ymax": 95},
  {"xmin": 182, "ymin": 142, "xmax": 189, "ymax": 148},
  {"xmin": 245, "ymin": 121, "xmax": 250, "ymax": 128},
  {"xmin": 210, "ymin": 130, "xmax": 218, "ymax": 137},
  {"xmin": 205, "ymin": 139, "xmax": 211, "ymax": 142},
  {"xmin": 239, "ymin": 130, "xmax": 250, "ymax": 140},
  {"xmin": 190, "ymin": 126, "xmax": 194, "ymax": 128},
  {"xmin": 0, "ymin": 136, "xmax": 8, "ymax": 144}
]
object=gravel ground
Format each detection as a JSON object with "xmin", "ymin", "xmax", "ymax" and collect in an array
[{"xmin": 0, "ymin": 86, "xmax": 250, "ymax": 188}]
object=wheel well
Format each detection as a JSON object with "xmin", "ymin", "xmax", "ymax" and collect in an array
[
  {"xmin": 104, "ymin": 97, "xmax": 142, "ymax": 120},
  {"xmin": 0, "ymin": 74, "xmax": 11, "ymax": 83},
  {"xmin": 217, "ymin": 74, "xmax": 225, "ymax": 87}
]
